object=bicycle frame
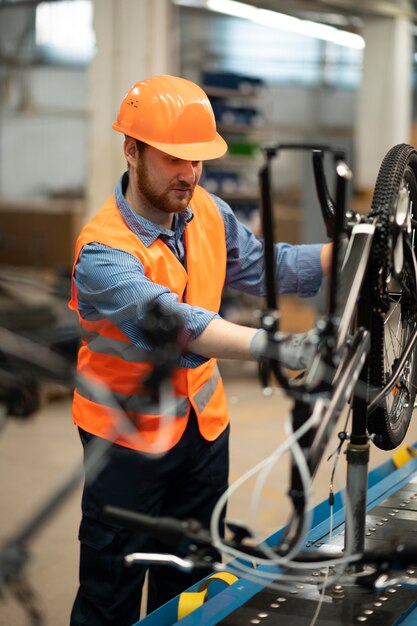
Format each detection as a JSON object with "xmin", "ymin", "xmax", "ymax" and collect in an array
[{"xmin": 258, "ymin": 143, "xmax": 417, "ymax": 560}]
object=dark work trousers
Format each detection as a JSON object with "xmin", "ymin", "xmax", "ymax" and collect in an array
[{"xmin": 70, "ymin": 408, "xmax": 229, "ymax": 626}]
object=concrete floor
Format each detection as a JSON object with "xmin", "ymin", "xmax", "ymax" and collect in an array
[{"xmin": 1, "ymin": 361, "xmax": 417, "ymax": 626}]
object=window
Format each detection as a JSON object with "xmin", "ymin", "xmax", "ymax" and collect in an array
[{"xmin": 35, "ymin": 0, "xmax": 95, "ymax": 65}]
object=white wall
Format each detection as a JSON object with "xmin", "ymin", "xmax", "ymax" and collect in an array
[
  {"xmin": 1, "ymin": 67, "xmax": 88, "ymax": 199},
  {"xmin": 0, "ymin": 5, "xmax": 88, "ymax": 200}
]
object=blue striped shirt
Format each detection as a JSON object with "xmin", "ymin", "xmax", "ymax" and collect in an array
[{"xmin": 74, "ymin": 173, "xmax": 324, "ymax": 367}]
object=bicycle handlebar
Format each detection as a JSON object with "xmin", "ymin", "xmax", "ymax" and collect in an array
[
  {"xmin": 103, "ymin": 504, "xmax": 417, "ymax": 571},
  {"xmin": 104, "ymin": 505, "xmax": 213, "ymax": 549}
]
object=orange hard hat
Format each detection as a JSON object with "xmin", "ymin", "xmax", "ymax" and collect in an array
[{"xmin": 112, "ymin": 75, "xmax": 228, "ymax": 161}]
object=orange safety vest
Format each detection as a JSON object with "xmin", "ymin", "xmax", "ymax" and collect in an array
[{"xmin": 69, "ymin": 185, "xmax": 229, "ymax": 453}]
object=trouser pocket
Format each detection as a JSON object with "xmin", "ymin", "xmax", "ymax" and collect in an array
[{"xmin": 78, "ymin": 516, "xmax": 120, "ymax": 602}]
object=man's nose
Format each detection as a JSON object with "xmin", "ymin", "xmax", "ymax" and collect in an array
[{"xmin": 178, "ymin": 161, "xmax": 197, "ymax": 184}]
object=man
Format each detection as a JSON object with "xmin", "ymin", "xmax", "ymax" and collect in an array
[{"xmin": 69, "ymin": 75, "xmax": 332, "ymax": 626}]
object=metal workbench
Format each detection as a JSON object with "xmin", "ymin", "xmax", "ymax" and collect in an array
[{"xmin": 134, "ymin": 449, "xmax": 417, "ymax": 626}]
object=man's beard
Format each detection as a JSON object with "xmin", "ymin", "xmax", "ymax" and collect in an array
[{"xmin": 135, "ymin": 158, "xmax": 195, "ymax": 214}]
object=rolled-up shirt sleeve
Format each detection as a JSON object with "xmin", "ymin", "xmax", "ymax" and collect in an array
[{"xmin": 213, "ymin": 194, "xmax": 324, "ymax": 298}]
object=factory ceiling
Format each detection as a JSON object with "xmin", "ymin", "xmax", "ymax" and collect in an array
[{"xmin": 1, "ymin": 0, "xmax": 417, "ymax": 32}]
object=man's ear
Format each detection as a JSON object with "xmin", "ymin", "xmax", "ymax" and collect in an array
[{"xmin": 124, "ymin": 137, "xmax": 138, "ymax": 167}]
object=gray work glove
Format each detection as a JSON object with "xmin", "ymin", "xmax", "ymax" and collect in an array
[{"xmin": 250, "ymin": 328, "xmax": 318, "ymax": 371}]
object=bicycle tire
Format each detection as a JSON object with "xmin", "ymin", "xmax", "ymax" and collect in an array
[{"xmin": 367, "ymin": 143, "xmax": 417, "ymax": 450}]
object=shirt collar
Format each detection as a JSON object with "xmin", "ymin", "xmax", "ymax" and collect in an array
[{"xmin": 114, "ymin": 172, "xmax": 193, "ymax": 247}]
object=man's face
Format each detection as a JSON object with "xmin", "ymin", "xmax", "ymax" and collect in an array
[{"xmin": 135, "ymin": 145, "xmax": 203, "ymax": 215}]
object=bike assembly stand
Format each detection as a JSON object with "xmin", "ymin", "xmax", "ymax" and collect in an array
[{"xmin": 345, "ymin": 439, "xmax": 370, "ymax": 559}]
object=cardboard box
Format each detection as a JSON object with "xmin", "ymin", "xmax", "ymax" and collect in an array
[
  {"xmin": 274, "ymin": 203, "xmax": 301, "ymax": 244},
  {"xmin": 0, "ymin": 198, "xmax": 83, "ymax": 269}
]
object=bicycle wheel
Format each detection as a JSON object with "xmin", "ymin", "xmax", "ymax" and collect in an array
[{"xmin": 367, "ymin": 143, "xmax": 417, "ymax": 450}]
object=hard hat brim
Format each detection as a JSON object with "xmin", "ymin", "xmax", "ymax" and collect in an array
[
  {"xmin": 149, "ymin": 133, "xmax": 228, "ymax": 161},
  {"xmin": 113, "ymin": 123, "xmax": 228, "ymax": 161}
]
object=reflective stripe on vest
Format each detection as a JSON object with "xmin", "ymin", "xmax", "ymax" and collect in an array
[
  {"xmin": 194, "ymin": 365, "xmax": 221, "ymax": 414},
  {"xmin": 76, "ymin": 362, "xmax": 220, "ymax": 417},
  {"xmin": 70, "ymin": 185, "xmax": 229, "ymax": 452},
  {"xmin": 84, "ymin": 332, "xmax": 148, "ymax": 362}
]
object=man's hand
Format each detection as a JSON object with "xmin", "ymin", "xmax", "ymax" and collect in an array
[{"xmin": 250, "ymin": 328, "xmax": 319, "ymax": 371}]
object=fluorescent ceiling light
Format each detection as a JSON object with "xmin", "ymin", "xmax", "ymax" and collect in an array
[{"xmin": 175, "ymin": 0, "xmax": 365, "ymax": 49}]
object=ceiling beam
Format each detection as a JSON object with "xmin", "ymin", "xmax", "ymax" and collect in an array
[
  {"xmin": 315, "ymin": 0, "xmax": 417, "ymax": 19},
  {"xmin": 237, "ymin": 0, "xmax": 417, "ymax": 22}
]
